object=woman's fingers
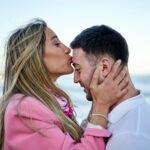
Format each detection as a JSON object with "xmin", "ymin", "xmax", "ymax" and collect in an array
[
  {"xmin": 118, "ymin": 74, "xmax": 129, "ymax": 90},
  {"xmin": 114, "ymin": 66, "xmax": 127, "ymax": 85},
  {"xmin": 90, "ymin": 65, "xmax": 103, "ymax": 89},
  {"xmin": 107, "ymin": 60, "xmax": 122, "ymax": 80},
  {"xmin": 90, "ymin": 68, "xmax": 99, "ymax": 89},
  {"xmin": 90, "ymin": 59, "xmax": 129, "ymax": 108},
  {"xmin": 117, "ymin": 87, "xmax": 128, "ymax": 99}
]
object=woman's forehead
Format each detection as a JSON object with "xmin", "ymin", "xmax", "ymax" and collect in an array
[{"xmin": 45, "ymin": 27, "xmax": 56, "ymax": 37}]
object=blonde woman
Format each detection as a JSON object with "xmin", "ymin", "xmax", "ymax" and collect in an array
[{"xmin": 0, "ymin": 19, "xmax": 128, "ymax": 150}]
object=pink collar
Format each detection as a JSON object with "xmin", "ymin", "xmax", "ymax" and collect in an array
[{"xmin": 55, "ymin": 95, "xmax": 73, "ymax": 118}]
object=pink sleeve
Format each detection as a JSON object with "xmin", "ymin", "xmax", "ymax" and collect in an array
[{"xmin": 4, "ymin": 95, "xmax": 111, "ymax": 150}]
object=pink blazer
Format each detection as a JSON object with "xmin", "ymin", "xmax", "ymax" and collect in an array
[{"xmin": 4, "ymin": 93, "xmax": 111, "ymax": 150}]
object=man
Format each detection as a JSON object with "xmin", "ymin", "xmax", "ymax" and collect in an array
[{"xmin": 70, "ymin": 25, "xmax": 150, "ymax": 149}]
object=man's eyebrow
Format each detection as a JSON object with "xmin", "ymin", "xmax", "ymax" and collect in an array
[{"xmin": 51, "ymin": 35, "xmax": 58, "ymax": 40}]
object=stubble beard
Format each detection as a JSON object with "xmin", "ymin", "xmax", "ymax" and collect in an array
[{"xmin": 86, "ymin": 92, "xmax": 93, "ymax": 101}]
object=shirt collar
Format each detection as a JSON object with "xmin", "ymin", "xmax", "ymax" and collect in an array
[{"xmin": 108, "ymin": 93, "xmax": 145, "ymax": 124}]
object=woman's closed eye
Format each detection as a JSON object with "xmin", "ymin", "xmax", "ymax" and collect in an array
[
  {"xmin": 55, "ymin": 42, "xmax": 61, "ymax": 47},
  {"xmin": 52, "ymin": 37, "xmax": 61, "ymax": 47}
]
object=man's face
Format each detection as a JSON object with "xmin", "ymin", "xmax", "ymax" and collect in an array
[{"xmin": 72, "ymin": 48, "xmax": 97, "ymax": 101}]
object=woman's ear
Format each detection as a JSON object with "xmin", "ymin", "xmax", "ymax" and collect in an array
[{"xmin": 97, "ymin": 57, "xmax": 112, "ymax": 78}]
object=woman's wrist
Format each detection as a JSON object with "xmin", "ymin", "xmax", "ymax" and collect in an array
[
  {"xmin": 89, "ymin": 115, "xmax": 108, "ymax": 128},
  {"xmin": 91, "ymin": 113, "xmax": 108, "ymax": 121},
  {"xmin": 89, "ymin": 103, "xmax": 110, "ymax": 128},
  {"xmin": 92, "ymin": 103, "xmax": 109, "ymax": 115}
]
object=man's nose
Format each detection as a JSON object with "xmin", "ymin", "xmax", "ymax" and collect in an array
[{"xmin": 74, "ymin": 72, "xmax": 80, "ymax": 83}]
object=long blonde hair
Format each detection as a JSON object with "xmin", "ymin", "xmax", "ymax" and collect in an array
[{"xmin": 0, "ymin": 19, "xmax": 83, "ymax": 149}]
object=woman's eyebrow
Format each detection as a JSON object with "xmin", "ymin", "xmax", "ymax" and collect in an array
[{"xmin": 51, "ymin": 35, "xmax": 58, "ymax": 41}]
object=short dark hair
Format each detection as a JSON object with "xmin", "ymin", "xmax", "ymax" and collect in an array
[{"xmin": 70, "ymin": 25, "xmax": 129, "ymax": 66}]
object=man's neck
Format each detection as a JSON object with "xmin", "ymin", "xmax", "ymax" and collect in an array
[{"xmin": 110, "ymin": 77, "xmax": 139, "ymax": 111}]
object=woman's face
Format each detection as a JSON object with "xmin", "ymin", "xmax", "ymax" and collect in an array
[{"xmin": 43, "ymin": 27, "xmax": 73, "ymax": 81}]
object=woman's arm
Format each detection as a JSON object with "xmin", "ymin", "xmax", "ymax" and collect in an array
[{"xmin": 5, "ymin": 95, "xmax": 110, "ymax": 150}]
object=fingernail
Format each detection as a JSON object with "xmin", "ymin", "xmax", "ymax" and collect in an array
[{"xmin": 117, "ymin": 59, "xmax": 121, "ymax": 63}]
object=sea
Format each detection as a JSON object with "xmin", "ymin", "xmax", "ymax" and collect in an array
[
  {"xmin": 0, "ymin": 75, "xmax": 150, "ymax": 123},
  {"xmin": 57, "ymin": 74, "xmax": 150, "ymax": 123}
]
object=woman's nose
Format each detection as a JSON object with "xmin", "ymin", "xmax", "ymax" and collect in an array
[{"xmin": 64, "ymin": 45, "xmax": 71, "ymax": 54}]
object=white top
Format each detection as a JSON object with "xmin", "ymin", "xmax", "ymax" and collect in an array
[{"xmin": 106, "ymin": 93, "xmax": 150, "ymax": 150}]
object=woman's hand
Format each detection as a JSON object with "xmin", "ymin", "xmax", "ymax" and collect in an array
[
  {"xmin": 89, "ymin": 60, "xmax": 129, "ymax": 127},
  {"xmin": 90, "ymin": 60, "xmax": 128, "ymax": 110}
]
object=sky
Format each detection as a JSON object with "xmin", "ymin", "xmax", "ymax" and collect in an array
[{"xmin": 0, "ymin": 0, "xmax": 150, "ymax": 75}]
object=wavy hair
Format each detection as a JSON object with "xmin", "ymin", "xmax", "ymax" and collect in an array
[{"xmin": 0, "ymin": 19, "xmax": 83, "ymax": 150}]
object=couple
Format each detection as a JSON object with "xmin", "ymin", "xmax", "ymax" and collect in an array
[{"xmin": 0, "ymin": 19, "xmax": 150, "ymax": 150}]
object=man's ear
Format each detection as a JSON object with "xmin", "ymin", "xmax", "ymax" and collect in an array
[{"xmin": 97, "ymin": 57, "xmax": 112, "ymax": 78}]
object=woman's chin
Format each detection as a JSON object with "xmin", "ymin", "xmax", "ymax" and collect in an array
[
  {"xmin": 63, "ymin": 68, "xmax": 73, "ymax": 75},
  {"xmin": 68, "ymin": 66, "xmax": 74, "ymax": 73},
  {"xmin": 67, "ymin": 69, "xmax": 74, "ymax": 74}
]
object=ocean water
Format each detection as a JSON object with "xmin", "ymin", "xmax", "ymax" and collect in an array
[
  {"xmin": 0, "ymin": 75, "xmax": 150, "ymax": 123},
  {"xmin": 57, "ymin": 75, "xmax": 150, "ymax": 123}
]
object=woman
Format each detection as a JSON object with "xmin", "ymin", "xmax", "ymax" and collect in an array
[{"xmin": 0, "ymin": 19, "xmax": 127, "ymax": 150}]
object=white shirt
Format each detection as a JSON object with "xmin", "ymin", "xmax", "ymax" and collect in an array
[{"xmin": 106, "ymin": 93, "xmax": 150, "ymax": 150}]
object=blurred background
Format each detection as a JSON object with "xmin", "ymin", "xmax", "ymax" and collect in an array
[{"xmin": 0, "ymin": 0, "xmax": 150, "ymax": 123}]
